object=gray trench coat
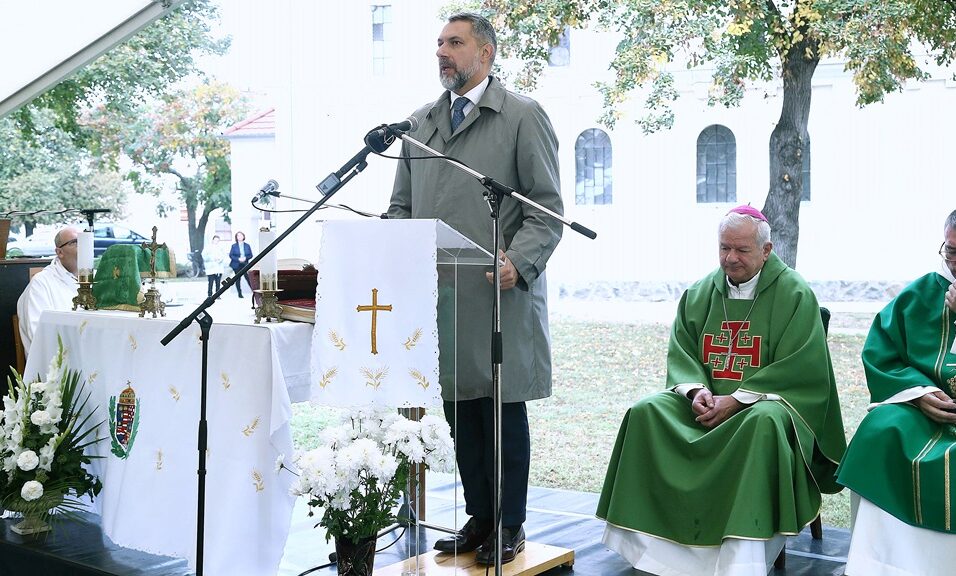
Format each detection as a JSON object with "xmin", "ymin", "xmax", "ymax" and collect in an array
[{"xmin": 388, "ymin": 77, "xmax": 563, "ymax": 402}]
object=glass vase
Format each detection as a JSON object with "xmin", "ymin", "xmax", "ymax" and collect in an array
[
  {"xmin": 10, "ymin": 511, "xmax": 52, "ymax": 536},
  {"xmin": 334, "ymin": 535, "xmax": 377, "ymax": 576},
  {"xmin": 5, "ymin": 491, "xmax": 64, "ymax": 536}
]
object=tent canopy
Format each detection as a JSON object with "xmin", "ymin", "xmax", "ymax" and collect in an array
[{"xmin": 0, "ymin": 0, "xmax": 186, "ymax": 119}]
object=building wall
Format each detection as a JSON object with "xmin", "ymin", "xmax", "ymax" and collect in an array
[{"xmin": 217, "ymin": 0, "xmax": 956, "ymax": 296}]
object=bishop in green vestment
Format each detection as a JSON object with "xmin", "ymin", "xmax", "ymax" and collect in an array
[
  {"xmin": 597, "ymin": 207, "xmax": 846, "ymax": 575},
  {"xmin": 836, "ymin": 210, "xmax": 956, "ymax": 576}
]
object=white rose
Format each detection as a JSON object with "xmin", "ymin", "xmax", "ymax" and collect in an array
[
  {"xmin": 30, "ymin": 381, "xmax": 47, "ymax": 395},
  {"xmin": 16, "ymin": 450, "xmax": 39, "ymax": 472},
  {"xmin": 30, "ymin": 410, "xmax": 52, "ymax": 427},
  {"xmin": 21, "ymin": 480, "xmax": 44, "ymax": 501}
]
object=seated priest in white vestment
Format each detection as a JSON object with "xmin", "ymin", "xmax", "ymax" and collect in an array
[
  {"xmin": 836, "ymin": 209, "xmax": 956, "ymax": 576},
  {"xmin": 596, "ymin": 206, "xmax": 847, "ymax": 576},
  {"xmin": 16, "ymin": 226, "xmax": 79, "ymax": 356}
]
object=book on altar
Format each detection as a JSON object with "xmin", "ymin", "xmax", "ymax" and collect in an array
[{"xmin": 278, "ymin": 297, "xmax": 315, "ymax": 323}]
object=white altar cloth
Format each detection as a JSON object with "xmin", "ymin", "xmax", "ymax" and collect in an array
[{"xmin": 23, "ymin": 308, "xmax": 313, "ymax": 576}]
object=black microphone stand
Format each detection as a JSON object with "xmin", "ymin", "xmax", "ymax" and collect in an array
[
  {"xmin": 160, "ymin": 142, "xmax": 378, "ymax": 576},
  {"xmin": 395, "ymin": 131, "xmax": 596, "ymax": 574}
]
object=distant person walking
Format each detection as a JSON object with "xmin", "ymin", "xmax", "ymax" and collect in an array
[
  {"xmin": 202, "ymin": 235, "xmax": 227, "ymax": 297},
  {"xmin": 228, "ymin": 231, "xmax": 254, "ymax": 298}
]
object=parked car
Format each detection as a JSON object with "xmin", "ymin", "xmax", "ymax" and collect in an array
[
  {"xmin": 14, "ymin": 230, "xmax": 57, "ymax": 258},
  {"xmin": 92, "ymin": 223, "xmax": 148, "ymax": 257},
  {"xmin": 12, "ymin": 223, "xmax": 149, "ymax": 258}
]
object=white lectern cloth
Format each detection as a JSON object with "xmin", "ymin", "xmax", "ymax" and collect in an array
[{"xmin": 311, "ymin": 220, "xmax": 441, "ymax": 408}]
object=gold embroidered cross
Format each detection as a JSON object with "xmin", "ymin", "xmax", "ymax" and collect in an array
[{"xmin": 356, "ymin": 288, "xmax": 392, "ymax": 354}]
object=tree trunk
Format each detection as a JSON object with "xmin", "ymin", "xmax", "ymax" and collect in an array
[
  {"xmin": 181, "ymin": 178, "xmax": 203, "ymax": 254},
  {"xmin": 762, "ymin": 37, "xmax": 819, "ymax": 269}
]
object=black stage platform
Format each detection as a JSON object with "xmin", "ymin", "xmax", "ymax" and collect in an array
[{"xmin": 0, "ymin": 476, "xmax": 850, "ymax": 576}]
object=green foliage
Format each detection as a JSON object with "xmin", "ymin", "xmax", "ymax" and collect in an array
[
  {"xmin": 317, "ymin": 462, "xmax": 409, "ymax": 542},
  {"xmin": 483, "ymin": 0, "xmax": 956, "ymax": 129},
  {"xmin": 8, "ymin": 0, "xmax": 229, "ymax": 145},
  {"xmin": 0, "ymin": 110, "xmax": 127, "ymax": 230},
  {"xmin": 87, "ymin": 81, "xmax": 251, "ymax": 252},
  {"xmin": 1, "ymin": 0, "xmax": 229, "ymax": 232}
]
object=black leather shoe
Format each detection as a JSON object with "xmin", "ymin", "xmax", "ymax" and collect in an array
[
  {"xmin": 433, "ymin": 517, "xmax": 492, "ymax": 554},
  {"xmin": 475, "ymin": 525, "xmax": 526, "ymax": 565}
]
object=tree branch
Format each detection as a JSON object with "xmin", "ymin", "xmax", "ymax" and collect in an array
[
  {"xmin": 765, "ymin": 0, "xmax": 780, "ymax": 18},
  {"xmin": 166, "ymin": 166, "xmax": 186, "ymax": 181}
]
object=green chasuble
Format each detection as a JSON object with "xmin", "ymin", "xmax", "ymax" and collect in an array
[
  {"xmin": 837, "ymin": 272, "xmax": 956, "ymax": 533},
  {"xmin": 596, "ymin": 253, "xmax": 847, "ymax": 545}
]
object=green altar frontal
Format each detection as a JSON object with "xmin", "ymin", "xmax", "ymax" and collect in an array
[{"xmin": 92, "ymin": 244, "xmax": 176, "ymax": 311}]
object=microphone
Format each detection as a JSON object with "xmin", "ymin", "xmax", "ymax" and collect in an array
[
  {"xmin": 364, "ymin": 116, "xmax": 420, "ymax": 153},
  {"xmin": 253, "ymin": 179, "xmax": 279, "ymax": 203}
]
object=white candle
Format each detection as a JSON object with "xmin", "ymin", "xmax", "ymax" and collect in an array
[
  {"xmin": 258, "ymin": 229, "xmax": 278, "ymax": 290},
  {"xmin": 77, "ymin": 231, "xmax": 94, "ymax": 282}
]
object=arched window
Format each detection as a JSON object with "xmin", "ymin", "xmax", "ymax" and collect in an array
[
  {"xmin": 696, "ymin": 125, "xmax": 736, "ymax": 203},
  {"xmin": 575, "ymin": 128, "xmax": 612, "ymax": 205},
  {"xmin": 801, "ymin": 137, "xmax": 811, "ymax": 201}
]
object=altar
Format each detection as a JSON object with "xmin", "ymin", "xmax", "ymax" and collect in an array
[{"xmin": 23, "ymin": 307, "xmax": 313, "ymax": 576}]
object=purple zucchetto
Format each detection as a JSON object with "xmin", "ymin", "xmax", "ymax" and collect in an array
[{"xmin": 727, "ymin": 205, "xmax": 768, "ymax": 222}]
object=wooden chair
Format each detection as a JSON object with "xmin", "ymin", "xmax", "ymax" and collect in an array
[
  {"xmin": 12, "ymin": 314, "xmax": 25, "ymax": 376},
  {"xmin": 774, "ymin": 307, "xmax": 830, "ymax": 568}
]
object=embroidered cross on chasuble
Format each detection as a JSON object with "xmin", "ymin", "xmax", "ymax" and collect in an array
[{"xmin": 702, "ymin": 321, "xmax": 763, "ymax": 380}]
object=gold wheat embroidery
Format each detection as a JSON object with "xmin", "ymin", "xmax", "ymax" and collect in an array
[
  {"xmin": 319, "ymin": 367, "xmax": 338, "ymax": 389},
  {"xmin": 243, "ymin": 416, "xmax": 261, "ymax": 437},
  {"xmin": 128, "ymin": 334, "xmax": 138, "ymax": 351},
  {"xmin": 361, "ymin": 366, "xmax": 389, "ymax": 389},
  {"xmin": 409, "ymin": 369, "xmax": 430, "ymax": 390},
  {"xmin": 252, "ymin": 470, "xmax": 264, "ymax": 492},
  {"xmin": 329, "ymin": 330, "xmax": 346, "ymax": 351},
  {"xmin": 78, "ymin": 320, "xmax": 89, "ymax": 334},
  {"xmin": 156, "ymin": 450, "xmax": 164, "ymax": 470},
  {"xmin": 169, "ymin": 386, "xmax": 181, "ymax": 401},
  {"xmin": 403, "ymin": 328, "xmax": 423, "ymax": 350},
  {"xmin": 221, "ymin": 372, "xmax": 231, "ymax": 390},
  {"xmin": 87, "ymin": 370, "xmax": 98, "ymax": 386}
]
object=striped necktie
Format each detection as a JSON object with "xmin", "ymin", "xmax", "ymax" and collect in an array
[{"xmin": 451, "ymin": 96, "xmax": 469, "ymax": 132}]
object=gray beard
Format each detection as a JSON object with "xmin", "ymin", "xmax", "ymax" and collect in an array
[
  {"xmin": 440, "ymin": 70, "xmax": 468, "ymax": 92},
  {"xmin": 439, "ymin": 58, "xmax": 480, "ymax": 92}
]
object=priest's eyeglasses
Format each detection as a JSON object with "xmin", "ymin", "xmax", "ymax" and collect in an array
[
  {"xmin": 57, "ymin": 239, "xmax": 78, "ymax": 249},
  {"xmin": 939, "ymin": 243, "xmax": 956, "ymax": 262}
]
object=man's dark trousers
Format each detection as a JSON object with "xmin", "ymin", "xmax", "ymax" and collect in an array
[{"xmin": 443, "ymin": 398, "xmax": 530, "ymax": 527}]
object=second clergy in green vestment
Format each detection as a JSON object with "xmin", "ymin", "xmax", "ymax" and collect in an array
[
  {"xmin": 836, "ymin": 210, "xmax": 956, "ymax": 576},
  {"xmin": 596, "ymin": 206, "xmax": 846, "ymax": 576}
]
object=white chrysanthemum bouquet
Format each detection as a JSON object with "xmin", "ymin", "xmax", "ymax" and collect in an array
[
  {"xmin": 284, "ymin": 408, "xmax": 455, "ymax": 543},
  {"xmin": 1, "ymin": 337, "xmax": 102, "ymax": 527}
]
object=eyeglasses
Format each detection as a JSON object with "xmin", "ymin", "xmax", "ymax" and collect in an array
[
  {"xmin": 56, "ymin": 239, "xmax": 78, "ymax": 249},
  {"xmin": 940, "ymin": 243, "xmax": 956, "ymax": 262}
]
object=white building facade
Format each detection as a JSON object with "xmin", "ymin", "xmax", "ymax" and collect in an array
[{"xmin": 215, "ymin": 0, "xmax": 956, "ymax": 301}]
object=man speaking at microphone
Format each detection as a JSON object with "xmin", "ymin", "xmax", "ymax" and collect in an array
[{"xmin": 387, "ymin": 12, "xmax": 563, "ymax": 566}]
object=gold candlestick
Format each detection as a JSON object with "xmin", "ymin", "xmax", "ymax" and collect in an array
[
  {"xmin": 254, "ymin": 285, "xmax": 283, "ymax": 324},
  {"xmin": 72, "ymin": 273, "xmax": 97, "ymax": 311}
]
